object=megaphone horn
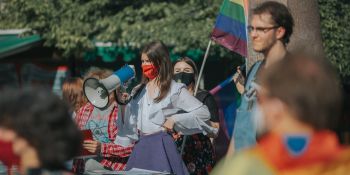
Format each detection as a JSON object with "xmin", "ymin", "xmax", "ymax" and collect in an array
[{"xmin": 83, "ymin": 65, "xmax": 135, "ymax": 109}]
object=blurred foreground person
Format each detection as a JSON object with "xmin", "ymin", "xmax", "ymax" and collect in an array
[
  {"xmin": 211, "ymin": 54, "xmax": 350, "ymax": 175},
  {"xmin": 0, "ymin": 88, "xmax": 82, "ymax": 175}
]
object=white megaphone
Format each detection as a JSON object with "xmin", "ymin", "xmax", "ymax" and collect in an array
[{"xmin": 83, "ymin": 65, "xmax": 135, "ymax": 109}]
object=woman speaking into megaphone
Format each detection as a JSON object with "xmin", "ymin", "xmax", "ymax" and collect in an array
[{"xmin": 114, "ymin": 41, "xmax": 218, "ymax": 175}]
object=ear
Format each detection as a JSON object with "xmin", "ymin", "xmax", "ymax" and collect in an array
[{"xmin": 276, "ymin": 27, "xmax": 286, "ymax": 40}]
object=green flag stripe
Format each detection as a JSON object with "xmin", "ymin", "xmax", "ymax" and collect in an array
[{"xmin": 220, "ymin": 0, "xmax": 245, "ymax": 24}]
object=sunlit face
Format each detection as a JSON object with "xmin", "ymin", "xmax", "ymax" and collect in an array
[
  {"xmin": 141, "ymin": 53, "xmax": 152, "ymax": 66},
  {"xmin": 0, "ymin": 127, "xmax": 28, "ymax": 155},
  {"xmin": 249, "ymin": 13, "xmax": 280, "ymax": 53},
  {"xmin": 173, "ymin": 61, "xmax": 194, "ymax": 74}
]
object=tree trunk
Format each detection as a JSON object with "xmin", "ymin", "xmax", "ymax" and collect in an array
[{"xmin": 247, "ymin": 0, "xmax": 324, "ymax": 67}]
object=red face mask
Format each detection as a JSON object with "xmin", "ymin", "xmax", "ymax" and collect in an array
[
  {"xmin": 142, "ymin": 64, "xmax": 158, "ymax": 80},
  {"xmin": 0, "ymin": 140, "xmax": 20, "ymax": 169}
]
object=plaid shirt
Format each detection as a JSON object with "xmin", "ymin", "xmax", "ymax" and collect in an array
[{"xmin": 72, "ymin": 102, "xmax": 134, "ymax": 174}]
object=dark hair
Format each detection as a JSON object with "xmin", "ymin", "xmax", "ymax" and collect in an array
[
  {"xmin": 260, "ymin": 54, "xmax": 342, "ymax": 130},
  {"xmin": 173, "ymin": 56, "xmax": 199, "ymax": 86},
  {"xmin": 62, "ymin": 77, "xmax": 87, "ymax": 112},
  {"xmin": 253, "ymin": 1, "xmax": 294, "ymax": 44},
  {"xmin": 141, "ymin": 41, "xmax": 172, "ymax": 103},
  {"xmin": 0, "ymin": 88, "xmax": 82, "ymax": 170}
]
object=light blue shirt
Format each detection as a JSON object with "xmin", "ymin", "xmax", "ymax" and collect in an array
[{"xmin": 115, "ymin": 81, "xmax": 218, "ymax": 147}]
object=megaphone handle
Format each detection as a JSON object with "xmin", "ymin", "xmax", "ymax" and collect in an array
[
  {"xmin": 115, "ymin": 90, "xmax": 130, "ymax": 105},
  {"xmin": 99, "ymin": 88, "xmax": 109, "ymax": 99}
]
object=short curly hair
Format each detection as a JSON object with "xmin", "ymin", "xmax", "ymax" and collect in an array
[
  {"xmin": 0, "ymin": 87, "xmax": 82, "ymax": 170},
  {"xmin": 253, "ymin": 1, "xmax": 294, "ymax": 45},
  {"xmin": 259, "ymin": 54, "xmax": 342, "ymax": 130}
]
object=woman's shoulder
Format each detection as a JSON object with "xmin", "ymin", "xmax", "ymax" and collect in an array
[
  {"xmin": 130, "ymin": 83, "xmax": 146, "ymax": 100},
  {"xmin": 171, "ymin": 80, "xmax": 186, "ymax": 89},
  {"xmin": 196, "ymin": 89, "xmax": 210, "ymax": 96},
  {"xmin": 195, "ymin": 89, "xmax": 214, "ymax": 102},
  {"xmin": 170, "ymin": 80, "xmax": 186, "ymax": 94}
]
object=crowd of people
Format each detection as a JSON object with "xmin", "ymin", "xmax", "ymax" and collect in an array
[{"xmin": 1, "ymin": 1, "xmax": 350, "ymax": 175}]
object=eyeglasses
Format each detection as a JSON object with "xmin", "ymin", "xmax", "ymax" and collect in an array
[{"xmin": 247, "ymin": 25, "xmax": 279, "ymax": 34}]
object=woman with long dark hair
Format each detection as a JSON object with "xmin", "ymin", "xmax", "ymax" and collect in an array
[
  {"xmin": 173, "ymin": 57, "xmax": 220, "ymax": 174},
  {"xmin": 115, "ymin": 41, "xmax": 217, "ymax": 175}
]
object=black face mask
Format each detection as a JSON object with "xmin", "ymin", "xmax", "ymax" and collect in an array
[{"xmin": 173, "ymin": 72, "xmax": 195, "ymax": 86}]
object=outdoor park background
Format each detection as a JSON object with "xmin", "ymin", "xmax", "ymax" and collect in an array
[
  {"xmin": 0, "ymin": 0, "xmax": 349, "ymax": 162},
  {"xmin": 0, "ymin": 0, "xmax": 348, "ymax": 97}
]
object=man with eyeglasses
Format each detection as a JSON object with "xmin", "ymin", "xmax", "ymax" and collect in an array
[{"xmin": 229, "ymin": 1, "xmax": 295, "ymax": 154}]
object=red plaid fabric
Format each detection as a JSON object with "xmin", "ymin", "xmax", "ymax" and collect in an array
[{"xmin": 72, "ymin": 102, "xmax": 134, "ymax": 174}]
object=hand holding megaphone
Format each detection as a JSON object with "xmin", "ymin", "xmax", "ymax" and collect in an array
[{"xmin": 83, "ymin": 65, "xmax": 135, "ymax": 109}]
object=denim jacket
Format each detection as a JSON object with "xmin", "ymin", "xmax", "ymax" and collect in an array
[{"xmin": 233, "ymin": 60, "xmax": 263, "ymax": 151}]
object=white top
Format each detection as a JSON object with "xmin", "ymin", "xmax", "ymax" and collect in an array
[
  {"xmin": 115, "ymin": 81, "xmax": 218, "ymax": 147},
  {"xmin": 138, "ymin": 87, "xmax": 162, "ymax": 134}
]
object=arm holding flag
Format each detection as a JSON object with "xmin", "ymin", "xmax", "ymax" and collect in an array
[{"xmin": 232, "ymin": 66, "xmax": 246, "ymax": 94}]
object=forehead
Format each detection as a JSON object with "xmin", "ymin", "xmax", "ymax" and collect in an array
[
  {"xmin": 251, "ymin": 13, "xmax": 275, "ymax": 26},
  {"xmin": 141, "ymin": 53, "xmax": 149, "ymax": 60},
  {"xmin": 174, "ymin": 61, "xmax": 193, "ymax": 70}
]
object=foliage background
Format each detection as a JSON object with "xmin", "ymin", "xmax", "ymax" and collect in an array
[
  {"xmin": 318, "ymin": 0, "xmax": 350, "ymax": 78},
  {"xmin": 0, "ymin": 0, "xmax": 349, "ymax": 77}
]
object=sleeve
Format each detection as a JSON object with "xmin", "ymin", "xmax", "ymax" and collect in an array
[
  {"xmin": 203, "ymin": 94, "xmax": 220, "ymax": 122},
  {"xmin": 113, "ymin": 103, "xmax": 139, "ymax": 147},
  {"xmin": 170, "ymin": 87, "xmax": 218, "ymax": 136},
  {"xmin": 100, "ymin": 105, "xmax": 134, "ymax": 158},
  {"xmin": 100, "ymin": 143, "xmax": 134, "ymax": 158}
]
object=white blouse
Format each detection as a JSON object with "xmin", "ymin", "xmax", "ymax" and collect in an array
[
  {"xmin": 115, "ymin": 81, "xmax": 218, "ymax": 147},
  {"xmin": 138, "ymin": 87, "xmax": 162, "ymax": 134}
]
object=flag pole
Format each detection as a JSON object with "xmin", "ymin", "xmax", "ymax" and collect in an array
[
  {"xmin": 181, "ymin": 39, "xmax": 212, "ymax": 155},
  {"xmin": 194, "ymin": 40, "xmax": 212, "ymax": 95},
  {"xmin": 244, "ymin": 0, "xmax": 249, "ymax": 77}
]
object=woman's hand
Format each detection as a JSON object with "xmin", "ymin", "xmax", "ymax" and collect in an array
[
  {"xmin": 172, "ymin": 132, "xmax": 182, "ymax": 140},
  {"xmin": 163, "ymin": 118, "xmax": 175, "ymax": 132},
  {"xmin": 83, "ymin": 140, "xmax": 101, "ymax": 154},
  {"xmin": 207, "ymin": 121, "xmax": 220, "ymax": 138},
  {"xmin": 115, "ymin": 87, "xmax": 130, "ymax": 105},
  {"xmin": 210, "ymin": 121, "xmax": 220, "ymax": 129}
]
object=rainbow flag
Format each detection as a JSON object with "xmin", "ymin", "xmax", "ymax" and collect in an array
[
  {"xmin": 210, "ymin": 75, "xmax": 241, "ymax": 161},
  {"xmin": 210, "ymin": 75, "xmax": 241, "ymax": 139},
  {"xmin": 211, "ymin": 0, "xmax": 248, "ymax": 57}
]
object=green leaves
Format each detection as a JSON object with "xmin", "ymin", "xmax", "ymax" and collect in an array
[
  {"xmin": 2, "ymin": 0, "xmax": 348, "ymax": 77},
  {"xmin": 0, "ymin": 0, "xmax": 225, "ymax": 60},
  {"xmin": 318, "ymin": 0, "xmax": 350, "ymax": 77}
]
